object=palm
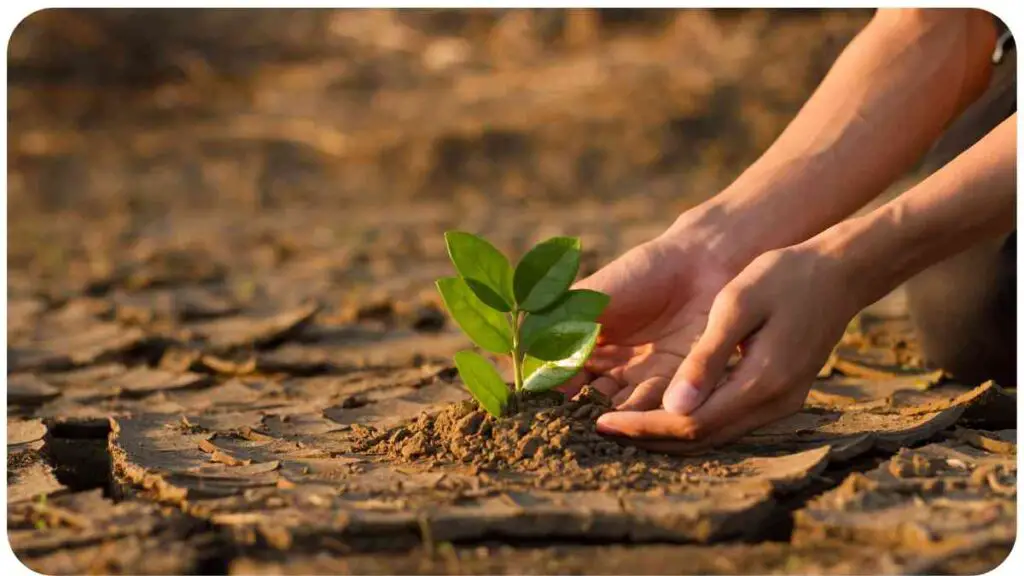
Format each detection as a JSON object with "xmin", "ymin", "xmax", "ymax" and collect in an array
[{"xmin": 565, "ymin": 237, "xmax": 734, "ymax": 409}]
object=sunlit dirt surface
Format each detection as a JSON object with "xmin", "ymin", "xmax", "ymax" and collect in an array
[{"xmin": 7, "ymin": 9, "xmax": 1015, "ymax": 575}]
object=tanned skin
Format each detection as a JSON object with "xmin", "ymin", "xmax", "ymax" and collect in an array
[{"xmin": 560, "ymin": 9, "xmax": 1013, "ymax": 451}]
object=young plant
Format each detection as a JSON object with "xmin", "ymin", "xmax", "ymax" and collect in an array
[{"xmin": 436, "ymin": 231, "xmax": 609, "ymax": 417}]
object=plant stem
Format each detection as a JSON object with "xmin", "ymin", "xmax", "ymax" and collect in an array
[
  {"xmin": 513, "ymin": 350, "xmax": 524, "ymax": 392},
  {"xmin": 511, "ymin": 309, "xmax": 524, "ymax": 391}
]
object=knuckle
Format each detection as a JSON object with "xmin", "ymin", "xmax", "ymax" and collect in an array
[
  {"xmin": 750, "ymin": 248, "xmax": 798, "ymax": 279},
  {"xmin": 714, "ymin": 286, "xmax": 751, "ymax": 318}
]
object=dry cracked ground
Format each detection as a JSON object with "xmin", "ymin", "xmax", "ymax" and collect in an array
[
  {"xmin": 6, "ymin": 204, "xmax": 1017, "ymax": 575},
  {"xmin": 5, "ymin": 7, "xmax": 1018, "ymax": 575}
]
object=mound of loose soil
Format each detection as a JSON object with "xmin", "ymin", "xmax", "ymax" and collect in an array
[{"xmin": 354, "ymin": 386, "xmax": 740, "ymax": 491}]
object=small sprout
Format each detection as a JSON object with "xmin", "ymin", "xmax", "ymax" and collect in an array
[{"xmin": 437, "ymin": 231, "xmax": 609, "ymax": 417}]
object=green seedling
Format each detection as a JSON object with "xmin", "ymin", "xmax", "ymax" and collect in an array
[{"xmin": 436, "ymin": 231, "xmax": 609, "ymax": 417}]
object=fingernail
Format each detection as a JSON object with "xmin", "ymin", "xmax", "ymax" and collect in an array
[{"xmin": 663, "ymin": 380, "xmax": 700, "ymax": 414}]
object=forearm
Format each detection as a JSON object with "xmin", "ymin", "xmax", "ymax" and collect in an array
[
  {"xmin": 674, "ymin": 9, "xmax": 996, "ymax": 270},
  {"xmin": 817, "ymin": 112, "xmax": 1016, "ymax": 306}
]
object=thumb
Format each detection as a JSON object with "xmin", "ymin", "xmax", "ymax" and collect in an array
[{"xmin": 663, "ymin": 289, "xmax": 762, "ymax": 414}]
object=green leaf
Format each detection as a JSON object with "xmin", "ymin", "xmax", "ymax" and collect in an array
[
  {"xmin": 436, "ymin": 277, "xmax": 513, "ymax": 354},
  {"xmin": 444, "ymin": 231, "xmax": 515, "ymax": 312},
  {"xmin": 523, "ymin": 323, "xmax": 601, "ymax": 392},
  {"xmin": 525, "ymin": 320, "xmax": 601, "ymax": 362},
  {"xmin": 512, "ymin": 236, "xmax": 581, "ymax": 312},
  {"xmin": 522, "ymin": 355, "xmax": 544, "ymax": 380},
  {"xmin": 453, "ymin": 350, "xmax": 510, "ymax": 417},
  {"xmin": 520, "ymin": 289, "xmax": 609, "ymax": 351}
]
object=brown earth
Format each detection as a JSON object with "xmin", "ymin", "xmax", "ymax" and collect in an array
[{"xmin": 6, "ymin": 7, "xmax": 1017, "ymax": 575}]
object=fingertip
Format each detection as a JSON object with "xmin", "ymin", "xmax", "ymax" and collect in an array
[
  {"xmin": 595, "ymin": 413, "xmax": 625, "ymax": 436},
  {"xmin": 595, "ymin": 409, "xmax": 696, "ymax": 439}
]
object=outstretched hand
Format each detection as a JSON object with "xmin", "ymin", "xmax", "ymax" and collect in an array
[
  {"xmin": 560, "ymin": 8, "xmax": 1009, "ymax": 453},
  {"xmin": 569, "ymin": 230, "xmax": 863, "ymax": 453},
  {"xmin": 558, "ymin": 226, "xmax": 737, "ymax": 413}
]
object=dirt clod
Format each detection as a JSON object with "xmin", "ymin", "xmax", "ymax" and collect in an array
[
  {"xmin": 456, "ymin": 412, "xmax": 484, "ymax": 436},
  {"xmin": 401, "ymin": 433, "xmax": 430, "ymax": 459}
]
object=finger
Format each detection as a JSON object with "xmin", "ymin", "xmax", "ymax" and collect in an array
[
  {"xmin": 610, "ymin": 382, "xmax": 638, "ymax": 406},
  {"xmin": 595, "ymin": 409, "xmax": 698, "ymax": 440},
  {"xmin": 557, "ymin": 371, "xmax": 593, "ymax": 399},
  {"xmin": 600, "ymin": 349, "xmax": 680, "ymax": 407},
  {"xmin": 663, "ymin": 288, "xmax": 764, "ymax": 415},
  {"xmin": 590, "ymin": 375, "xmax": 624, "ymax": 399},
  {"xmin": 598, "ymin": 391, "xmax": 799, "ymax": 454},
  {"xmin": 600, "ymin": 328, "xmax": 776, "ymax": 444},
  {"xmin": 616, "ymin": 376, "xmax": 670, "ymax": 411},
  {"xmin": 676, "ymin": 323, "xmax": 789, "ymax": 435},
  {"xmin": 621, "ymin": 349, "xmax": 681, "ymax": 385}
]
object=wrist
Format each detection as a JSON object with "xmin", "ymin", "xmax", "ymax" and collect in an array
[
  {"xmin": 659, "ymin": 175, "xmax": 813, "ymax": 274},
  {"xmin": 656, "ymin": 197, "xmax": 755, "ymax": 275},
  {"xmin": 802, "ymin": 211, "xmax": 906, "ymax": 310}
]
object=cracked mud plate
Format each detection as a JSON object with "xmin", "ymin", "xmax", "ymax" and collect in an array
[
  {"xmin": 101, "ymin": 373, "xmax": 846, "ymax": 549},
  {"xmin": 8, "ymin": 489, "xmax": 210, "ymax": 575},
  {"xmin": 794, "ymin": 428, "xmax": 1016, "ymax": 568}
]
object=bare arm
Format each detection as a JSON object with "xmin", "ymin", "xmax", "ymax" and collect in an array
[
  {"xmin": 821, "ymin": 111, "xmax": 1016, "ymax": 305},
  {"xmin": 572, "ymin": 9, "xmax": 1005, "ymax": 426},
  {"xmin": 674, "ymin": 8, "xmax": 997, "ymax": 270},
  {"xmin": 597, "ymin": 112, "xmax": 1017, "ymax": 448}
]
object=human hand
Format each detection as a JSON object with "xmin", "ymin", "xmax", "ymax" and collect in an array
[
  {"xmin": 558, "ymin": 210, "xmax": 745, "ymax": 411},
  {"xmin": 593, "ymin": 242, "xmax": 865, "ymax": 453}
]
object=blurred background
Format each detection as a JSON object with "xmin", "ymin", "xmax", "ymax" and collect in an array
[{"xmin": 7, "ymin": 8, "xmax": 875, "ymax": 321}]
